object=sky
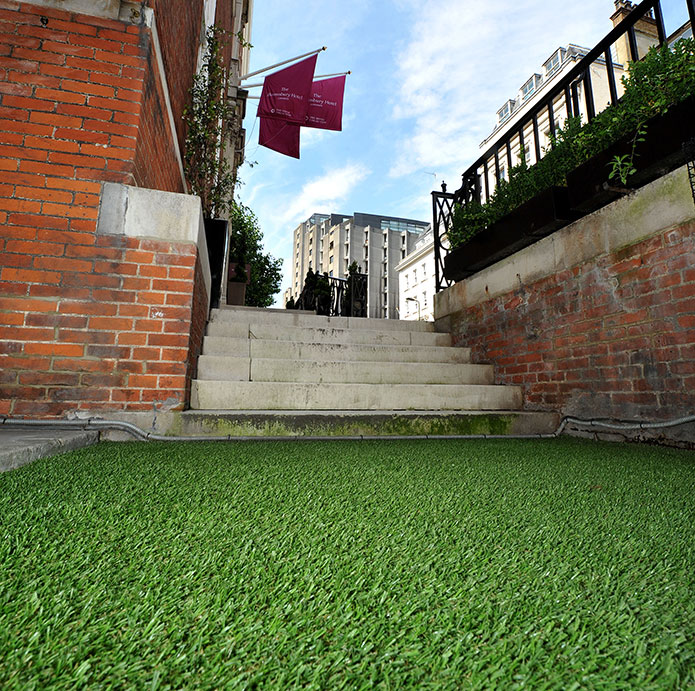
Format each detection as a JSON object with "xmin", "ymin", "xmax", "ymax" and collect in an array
[{"xmin": 236, "ymin": 0, "xmax": 690, "ymax": 305}]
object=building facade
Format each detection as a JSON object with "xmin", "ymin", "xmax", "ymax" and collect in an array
[
  {"xmin": 0, "ymin": 0, "xmax": 252, "ymax": 420},
  {"xmin": 396, "ymin": 226, "xmax": 435, "ymax": 322},
  {"xmin": 286, "ymin": 212, "xmax": 428, "ymax": 318},
  {"xmin": 477, "ymin": 1, "xmax": 666, "ymax": 190}
]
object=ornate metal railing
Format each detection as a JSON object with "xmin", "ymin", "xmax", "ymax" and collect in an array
[
  {"xmin": 295, "ymin": 273, "xmax": 367, "ymax": 317},
  {"xmin": 433, "ymin": 0, "xmax": 695, "ymax": 293}
]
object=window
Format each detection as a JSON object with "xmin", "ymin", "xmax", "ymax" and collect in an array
[
  {"xmin": 545, "ymin": 51, "xmax": 560, "ymax": 77},
  {"xmin": 329, "ymin": 255, "xmax": 334, "ymax": 264},
  {"xmin": 423, "ymin": 293, "xmax": 427, "ymax": 308},
  {"xmin": 413, "ymin": 268, "xmax": 417, "ymax": 283},
  {"xmin": 497, "ymin": 100, "xmax": 514, "ymax": 124},
  {"xmin": 422, "ymin": 263, "xmax": 426, "ymax": 278},
  {"xmin": 309, "ymin": 249, "xmax": 312, "ymax": 256},
  {"xmin": 521, "ymin": 74, "xmax": 541, "ymax": 102},
  {"xmin": 405, "ymin": 274, "xmax": 409, "ymax": 289},
  {"xmin": 329, "ymin": 241, "xmax": 334, "ymax": 250},
  {"xmin": 499, "ymin": 165, "xmax": 506, "ymax": 181},
  {"xmin": 401, "ymin": 249, "xmax": 406, "ymax": 259}
]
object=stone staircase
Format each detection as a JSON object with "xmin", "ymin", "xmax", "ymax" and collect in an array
[{"xmin": 183, "ymin": 306, "xmax": 557, "ymax": 437}]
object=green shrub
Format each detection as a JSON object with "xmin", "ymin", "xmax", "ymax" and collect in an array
[{"xmin": 448, "ymin": 38, "xmax": 695, "ymax": 248}]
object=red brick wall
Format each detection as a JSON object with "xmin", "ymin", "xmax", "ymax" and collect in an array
[
  {"xmin": 0, "ymin": 234, "xmax": 208, "ymax": 416},
  {"xmin": 450, "ymin": 220, "xmax": 695, "ymax": 421},
  {"xmin": 132, "ymin": 35, "xmax": 184, "ymax": 192},
  {"xmin": 145, "ymin": 0, "xmax": 204, "ymax": 157},
  {"xmin": 0, "ymin": 1, "xmax": 211, "ymax": 417}
]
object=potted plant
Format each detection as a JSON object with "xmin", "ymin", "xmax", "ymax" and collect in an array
[
  {"xmin": 183, "ymin": 25, "xmax": 238, "ymax": 309},
  {"xmin": 226, "ymin": 222, "xmax": 251, "ymax": 306}
]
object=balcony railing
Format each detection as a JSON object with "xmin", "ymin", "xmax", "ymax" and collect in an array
[
  {"xmin": 294, "ymin": 273, "xmax": 368, "ymax": 318},
  {"xmin": 432, "ymin": 0, "xmax": 695, "ymax": 292}
]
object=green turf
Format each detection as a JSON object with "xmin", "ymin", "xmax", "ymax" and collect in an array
[{"xmin": 1, "ymin": 438, "xmax": 694, "ymax": 689}]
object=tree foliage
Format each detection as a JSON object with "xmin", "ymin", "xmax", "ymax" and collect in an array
[{"xmin": 228, "ymin": 202, "xmax": 283, "ymax": 307}]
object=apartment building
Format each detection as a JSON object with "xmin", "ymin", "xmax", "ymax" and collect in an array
[
  {"xmin": 396, "ymin": 226, "xmax": 435, "ymax": 322},
  {"xmin": 286, "ymin": 212, "xmax": 428, "ymax": 318}
]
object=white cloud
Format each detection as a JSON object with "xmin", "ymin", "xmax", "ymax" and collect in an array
[
  {"xmin": 282, "ymin": 162, "xmax": 370, "ymax": 224},
  {"xmin": 389, "ymin": 0, "xmax": 610, "ymax": 180}
]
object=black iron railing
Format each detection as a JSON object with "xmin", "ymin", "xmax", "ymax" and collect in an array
[
  {"xmin": 433, "ymin": 0, "xmax": 695, "ymax": 292},
  {"xmin": 294, "ymin": 273, "xmax": 368, "ymax": 317}
]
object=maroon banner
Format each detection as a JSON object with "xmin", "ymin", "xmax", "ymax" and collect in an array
[
  {"xmin": 257, "ymin": 54, "xmax": 317, "ymax": 124},
  {"xmin": 259, "ymin": 117, "xmax": 300, "ymax": 158},
  {"xmin": 304, "ymin": 75, "xmax": 346, "ymax": 131}
]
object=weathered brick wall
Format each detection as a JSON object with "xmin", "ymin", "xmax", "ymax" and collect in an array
[
  {"xmin": 1, "ymin": 234, "xmax": 208, "ymax": 416},
  {"xmin": 145, "ymin": 0, "xmax": 204, "ymax": 157},
  {"xmin": 0, "ymin": 1, "xmax": 210, "ymax": 417},
  {"xmin": 132, "ymin": 34, "xmax": 184, "ymax": 193},
  {"xmin": 438, "ymin": 170, "xmax": 695, "ymax": 424}
]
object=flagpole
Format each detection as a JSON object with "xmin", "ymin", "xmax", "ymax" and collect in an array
[
  {"xmin": 243, "ymin": 71, "xmax": 351, "ymax": 89},
  {"xmin": 240, "ymin": 47, "xmax": 326, "ymax": 82}
]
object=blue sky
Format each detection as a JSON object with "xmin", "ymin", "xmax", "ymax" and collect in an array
[{"xmin": 236, "ymin": 0, "xmax": 690, "ymax": 304}]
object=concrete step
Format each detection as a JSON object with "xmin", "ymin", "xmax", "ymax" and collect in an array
[
  {"xmin": 196, "ymin": 356, "xmax": 494, "ymax": 385},
  {"xmin": 206, "ymin": 321, "xmax": 451, "ymax": 347},
  {"xmin": 201, "ymin": 337, "xmax": 473, "ymax": 363},
  {"xmin": 213, "ymin": 306, "xmax": 435, "ymax": 332},
  {"xmin": 190, "ymin": 381, "xmax": 522, "ymax": 411},
  {"xmin": 179, "ymin": 410, "xmax": 560, "ymax": 438}
]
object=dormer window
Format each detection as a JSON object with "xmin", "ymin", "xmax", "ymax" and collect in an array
[
  {"xmin": 497, "ymin": 99, "xmax": 515, "ymax": 124},
  {"xmin": 545, "ymin": 51, "xmax": 561, "ymax": 77},
  {"xmin": 521, "ymin": 74, "xmax": 542, "ymax": 102}
]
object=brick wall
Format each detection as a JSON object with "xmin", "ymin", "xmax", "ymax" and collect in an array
[
  {"xmin": 1, "ymin": 234, "xmax": 208, "ymax": 416},
  {"xmin": 132, "ymin": 34, "xmax": 184, "ymax": 193},
  {"xmin": 145, "ymin": 0, "xmax": 204, "ymax": 157},
  {"xmin": 437, "ymin": 169, "xmax": 695, "ymax": 425},
  {"xmin": 0, "ymin": 1, "xmax": 211, "ymax": 418}
]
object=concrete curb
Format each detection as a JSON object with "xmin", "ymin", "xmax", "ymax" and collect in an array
[{"xmin": 0, "ymin": 429, "xmax": 100, "ymax": 473}]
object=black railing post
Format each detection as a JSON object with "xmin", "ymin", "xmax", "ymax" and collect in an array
[
  {"xmin": 583, "ymin": 69, "xmax": 596, "ymax": 121},
  {"xmin": 605, "ymin": 48, "xmax": 618, "ymax": 104},
  {"xmin": 432, "ymin": 191, "xmax": 442, "ymax": 293},
  {"xmin": 532, "ymin": 114, "xmax": 541, "ymax": 161},
  {"xmin": 571, "ymin": 81, "xmax": 580, "ymax": 120},
  {"xmin": 564, "ymin": 85, "xmax": 573, "ymax": 117},
  {"xmin": 653, "ymin": 0, "xmax": 666, "ymax": 45},
  {"xmin": 628, "ymin": 25, "xmax": 639, "ymax": 61},
  {"xmin": 548, "ymin": 99, "xmax": 556, "ymax": 138}
]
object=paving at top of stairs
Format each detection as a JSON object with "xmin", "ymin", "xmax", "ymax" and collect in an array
[
  {"xmin": 205, "ymin": 320, "xmax": 450, "ymax": 347},
  {"xmin": 211, "ymin": 306, "xmax": 436, "ymax": 332}
]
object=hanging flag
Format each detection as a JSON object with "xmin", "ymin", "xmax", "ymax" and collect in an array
[
  {"xmin": 259, "ymin": 117, "xmax": 301, "ymax": 158},
  {"xmin": 304, "ymin": 75, "xmax": 346, "ymax": 131},
  {"xmin": 257, "ymin": 54, "xmax": 317, "ymax": 124}
]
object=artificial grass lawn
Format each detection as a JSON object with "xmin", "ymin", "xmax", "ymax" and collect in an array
[{"xmin": 1, "ymin": 438, "xmax": 694, "ymax": 689}]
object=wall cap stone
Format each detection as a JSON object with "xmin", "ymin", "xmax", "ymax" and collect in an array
[
  {"xmin": 97, "ymin": 182, "xmax": 211, "ymax": 304},
  {"xmin": 435, "ymin": 164, "xmax": 695, "ymax": 320},
  {"xmin": 21, "ymin": 0, "xmax": 121, "ymax": 19}
]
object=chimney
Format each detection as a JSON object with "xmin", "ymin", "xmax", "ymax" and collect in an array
[{"xmin": 611, "ymin": 0, "xmax": 658, "ymax": 65}]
